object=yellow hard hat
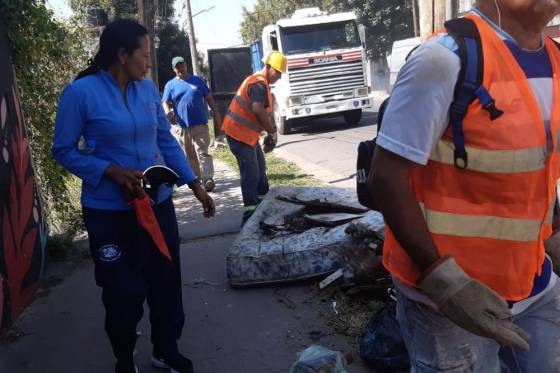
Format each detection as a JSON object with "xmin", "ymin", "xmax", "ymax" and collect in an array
[{"xmin": 263, "ymin": 51, "xmax": 287, "ymax": 74}]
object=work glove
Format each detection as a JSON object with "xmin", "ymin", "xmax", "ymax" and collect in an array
[
  {"xmin": 263, "ymin": 132, "xmax": 277, "ymax": 153},
  {"xmin": 418, "ymin": 257, "xmax": 530, "ymax": 351},
  {"xmin": 544, "ymin": 231, "xmax": 560, "ymax": 275}
]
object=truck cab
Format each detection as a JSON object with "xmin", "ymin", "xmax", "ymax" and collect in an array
[{"xmin": 261, "ymin": 8, "xmax": 373, "ymax": 134}]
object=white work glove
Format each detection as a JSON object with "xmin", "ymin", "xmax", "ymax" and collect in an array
[
  {"xmin": 418, "ymin": 257, "xmax": 530, "ymax": 351},
  {"xmin": 544, "ymin": 231, "xmax": 560, "ymax": 275}
]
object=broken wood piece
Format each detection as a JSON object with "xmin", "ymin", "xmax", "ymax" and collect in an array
[{"xmin": 319, "ymin": 268, "xmax": 344, "ymax": 289}]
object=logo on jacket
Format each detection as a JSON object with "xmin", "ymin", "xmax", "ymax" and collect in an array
[{"xmin": 99, "ymin": 244, "xmax": 121, "ymax": 262}]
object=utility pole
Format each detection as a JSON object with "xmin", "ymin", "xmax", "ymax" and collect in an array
[
  {"xmin": 183, "ymin": 0, "xmax": 200, "ymax": 76},
  {"xmin": 138, "ymin": 0, "xmax": 159, "ymax": 89},
  {"xmin": 411, "ymin": 0, "xmax": 419, "ymax": 37},
  {"xmin": 418, "ymin": 0, "xmax": 448, "ymax": 39}
]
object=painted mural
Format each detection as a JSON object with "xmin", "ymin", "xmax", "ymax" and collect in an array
[{"xmin": 0, "ymin": 19, "xmax": 48, "ymax": 331}]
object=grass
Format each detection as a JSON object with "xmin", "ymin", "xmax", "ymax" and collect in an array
[{"xmin": 209, "ymin": 119, "xmax": 323, "ymax": 187}]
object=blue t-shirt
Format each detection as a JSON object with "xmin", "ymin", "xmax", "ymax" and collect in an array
[{"xmin": 162, "ymin": 75, "xmax": 210, "ymax": 128}]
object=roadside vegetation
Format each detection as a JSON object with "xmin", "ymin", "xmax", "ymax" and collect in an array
[{"xmin": 209, "ymin": 120, "xmax": 323, "ymax": 187}]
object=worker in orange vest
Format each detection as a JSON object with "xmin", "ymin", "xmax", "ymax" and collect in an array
[
  {"xmin": 222, "ymin": 51, "xmax": 287, "ymax": 225},
  {"xmin": 368, "ymin": 0, "xmax": 560, "ymax": 371}
]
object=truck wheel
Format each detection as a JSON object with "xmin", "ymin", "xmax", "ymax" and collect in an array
[
  {"xmin": 274, "ymin": 101, "xmax": 292, "ymax": 135},
  {"xmin": 343, "ymin": 109, "xmax": 362, "ymax": 126}
]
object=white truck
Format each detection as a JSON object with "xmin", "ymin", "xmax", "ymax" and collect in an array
[{"xmin": 260, "ymin": 8, "xmax": 373, "ymax": 134}]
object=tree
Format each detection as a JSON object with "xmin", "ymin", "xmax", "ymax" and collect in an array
[
  {"xmin": 239, "ymin": 0, "xmax": 414, "ymax": 58},
  {"xmin": 239, "ymin": 0, "xmax": 330, "ymax": 44},
  {"xmin": 68, "ymin": 0, "xmax": 174, "ymax": 21},
  {"xmin": 69, "ymin": 0, "xmax": 137, "ymax": 19},
  {"xmin": 334, "ymin": 0, "xmax": 415, "ymax": 57}
]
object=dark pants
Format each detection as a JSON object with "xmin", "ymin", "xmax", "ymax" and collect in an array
[
  {"xmin": 226, "ymin": 135, "xmax": 269, "ymax": 210},
  {"xmin": 83, "ymin": 198, "xmax": 184, "ymax": 365}
]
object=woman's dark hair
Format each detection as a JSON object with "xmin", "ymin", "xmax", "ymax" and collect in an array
[{"xmin": 75, "ymin": 19, "xmax": 148, "ymax": 80}]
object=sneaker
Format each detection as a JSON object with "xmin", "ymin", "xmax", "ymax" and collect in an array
[
  {"xmin": 152, "ymin": 352, "xmax": 194, "ymax": 373},
  {"xmin": 203, "ymin": 178, "xmax": 215, "ymax": 192}
]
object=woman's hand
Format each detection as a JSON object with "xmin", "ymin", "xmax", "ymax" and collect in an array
[
  {"xmin": 191, "ymin": 181, "xmax": 215, "ymax": 217},
  {"xmin": 104, "ymin": 164, "xmax": 147, "ymax": 202}
]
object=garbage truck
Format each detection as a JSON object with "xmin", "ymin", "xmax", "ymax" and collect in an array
[{"xmin": 255, "ymin": 7, "xmax": 373, "ymax": 134}]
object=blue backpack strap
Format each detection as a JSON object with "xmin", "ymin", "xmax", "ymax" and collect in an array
[{"xmin": 444, "ymin": 18, "xmax": 503, "ymax": 169}]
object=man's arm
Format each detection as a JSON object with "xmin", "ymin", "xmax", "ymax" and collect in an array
[
  {"xmin": 368, "ymin": 147, "xmax": 440, "ymax": 272},
  {"xmin": 162, "ymin": 101, "xmax": 178, "ymax": 125},
  {"xmin": 205, "ymin": 95, "xmax": 223, "ymax": 131},
  {"xmin": 251, "ymin": 101, "xmax": 276, "ymax": 134}
]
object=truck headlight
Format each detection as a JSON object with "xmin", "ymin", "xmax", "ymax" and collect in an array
[
  {"xmin": 355, "ymin": 87, "xmax": 368, "ymax": 97},
  {"xmin": 289, "ymin": 96, "xmax": 304, "ymax": 106}
]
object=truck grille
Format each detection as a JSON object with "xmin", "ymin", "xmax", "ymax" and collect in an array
[{"xmin": 288, "ymin": 60, "xmax": 365, "ymax": 100}]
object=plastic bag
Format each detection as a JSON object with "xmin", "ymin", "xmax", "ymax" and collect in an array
[
  {"xmin": 359, "ymin": 306, "xmax": 410, "ymax": 371},
  {"xmin": 289, "ymin": 345, "xmax": 348, "ymax": 373}
]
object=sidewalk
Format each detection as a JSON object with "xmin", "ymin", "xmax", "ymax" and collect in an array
[
  {"xmin": 273, "ymin": 147, "xmax": 355, "ymax": 189},
  {"xmin": 0, "ymin": 160, "xmax": 368, "ymax": 373}
]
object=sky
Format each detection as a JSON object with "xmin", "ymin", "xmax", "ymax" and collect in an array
[{"xmin": 46, "ymin": 0, "xmax": 258, "ymax": 56}]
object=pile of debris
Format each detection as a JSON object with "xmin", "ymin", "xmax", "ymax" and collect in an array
[{"xmin": 226, "ymin": 186, "xmax": 410, "ymax": 372}]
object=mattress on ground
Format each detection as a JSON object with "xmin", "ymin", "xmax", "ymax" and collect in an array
[{"xmin": 226, "ymin": 186, "xmax": 385, "ymax": 287}]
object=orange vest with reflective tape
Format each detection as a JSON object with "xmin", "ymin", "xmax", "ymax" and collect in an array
[
  {"xmin": 222, "ymin": 73, "xmax": 273, "ymax": 146},
  {"xmin": 383, "ymin": 14, "xmax": 560, "ymax": 301}
]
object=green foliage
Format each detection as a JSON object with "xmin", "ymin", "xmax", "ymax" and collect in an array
[
  {"xmin": 240, "ymin": 0, "xmax": 414, "ymax": 57},
  {"xmin": 0, "ymin": 1, "xmax": 89, "ymax": 231},
  {"xmin": 69, "ymin": 0, "xmax": 136, "ymax": 19},
  {"xmin": 332, "ymin": 0, "xmax": 415, "ymax": 57},
  {"xmin": 240, "ymin": 0, "xmax": 332, "ymax": 45},
  {"xmin": 68, "ymin": 0, "xmax": 174, "ymax": 23}
]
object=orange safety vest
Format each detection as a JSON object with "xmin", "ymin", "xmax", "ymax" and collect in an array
[
  {"xmin": 222, "ymin": 73, "xmax": 273, "ymax": 146},
  {"xmin": 383, "ymin": 14, "xmax": 560, "ymax": 301}
]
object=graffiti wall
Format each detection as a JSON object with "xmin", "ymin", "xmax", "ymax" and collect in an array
[{"xmin": 0, "ymin": 18, "xmax": 48, "ymax": 330}]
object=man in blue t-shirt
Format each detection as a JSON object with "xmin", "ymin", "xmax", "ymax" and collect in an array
[{"xmin": 162, "ymin": 56, "xmax": 222, "ymax": 192}]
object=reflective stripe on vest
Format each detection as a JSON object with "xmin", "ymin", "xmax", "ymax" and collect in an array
[
  {"xmin": 225, "ymin": 109, "xmax": 262, "ymax": 133},
  {"xmin": 382, "ymin": 14, "xmax": 560, "ymax": 301},
  {"xmin": 419, "ymin": 203, "xmax": 543, "ymax": 242},
  {"xmin": 430, "ymin": 140, "xmax": 548, "ymax": 173},
  {"xmin": 222, "ymin": 73, "xmax": 272, "ymax": 146},
  {"xmin": 234, "ymin": 95, "xmax": 252, "ymax": 111}
]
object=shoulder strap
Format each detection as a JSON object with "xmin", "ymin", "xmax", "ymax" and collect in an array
[
  {"xmin": 444, "ymin": 17, "xmax": 483, "ymax": 169},
  {"xmin": 444, "ymin": 18, "xmax": 504, "ymax": 169}
]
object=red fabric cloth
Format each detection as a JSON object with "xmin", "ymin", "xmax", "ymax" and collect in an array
[{"xmin": 132, "ymin": 195, "xmax": 172, "ymax": 261}]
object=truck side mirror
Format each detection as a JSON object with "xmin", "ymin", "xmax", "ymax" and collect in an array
[{"xmin": 358, "ymin": 24, "xmax": 366, "ymax": 47}]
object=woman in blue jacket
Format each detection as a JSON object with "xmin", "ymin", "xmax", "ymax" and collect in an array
[{"xmin": 52, "ymin": 20, "xmax": 213, "ymax": 373}]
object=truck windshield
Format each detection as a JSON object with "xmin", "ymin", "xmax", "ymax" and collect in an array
[{"xmin": 280, "ymin": 21, "xmax": 361, "ymax": 55}]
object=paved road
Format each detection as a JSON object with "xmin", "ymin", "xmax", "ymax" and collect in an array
[{"xmin": 275, "ymin": 103, "xmax": 382, "ymax": 188}]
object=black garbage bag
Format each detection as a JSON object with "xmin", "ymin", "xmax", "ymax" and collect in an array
[{"xmin": 359, "ymin": 305, "xmax": 410, "ymax": 371}]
